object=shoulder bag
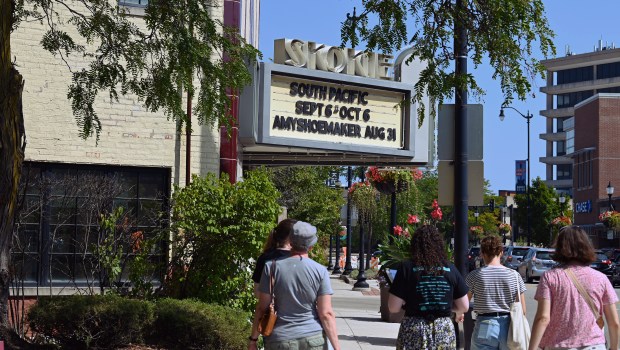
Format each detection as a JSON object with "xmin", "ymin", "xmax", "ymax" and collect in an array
[
  {"xmin": 508, "ymin": 270, "xmax": 531, "ymax": 350},
  {"xmin": 565, "ymin": 268, "xmax": 605, "ymax": 329},
  {"xmin": 258, "ymin": 259, "xmax": 278, "ymax": 336}
]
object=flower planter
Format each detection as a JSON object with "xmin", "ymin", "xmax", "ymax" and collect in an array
[{"xmin": 374, "ymin": 180, "xmax": 408, "ymax": 195}]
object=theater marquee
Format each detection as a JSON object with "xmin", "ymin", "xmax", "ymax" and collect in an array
[
  {"xmin": 269, "ymin": 74, "xmax": 405, "ymax": 149},
  {"xmin": 238, "ymin": 39, "xmax": 433, "ymax": 166}
]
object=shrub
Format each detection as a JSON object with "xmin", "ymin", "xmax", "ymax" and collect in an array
[
  {"xmin": 350, "ymin": 268, "xmax": 379, "ymax": 280},
  {"xmin": 167, "ymin": 169, "xmax": 281, "ymax": 311},
  {"xmin": 150, "ymin": 298, "xmax": 251, "ymax": 350},
  {"xmin": 28, "ymin": 295, "xmax": 154, "ymax": 349}
]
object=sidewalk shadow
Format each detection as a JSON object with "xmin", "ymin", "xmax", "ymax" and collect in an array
[
  {"xmin": 339, "ymin": 316, "xmax": 383, "ymax": 323},
  {"xmin": 338, "ymin": 334, "xmax": 397, "ymax": 347}
]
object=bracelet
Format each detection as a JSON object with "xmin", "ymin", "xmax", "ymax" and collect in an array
[{"xmin": 248, "ymin": 335, "xmax": 259, "ymax": 342}]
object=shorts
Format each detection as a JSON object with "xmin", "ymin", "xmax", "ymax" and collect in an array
[{"xmin": 265, "ymin": 332, "xmax": 327, "ymax": 350}]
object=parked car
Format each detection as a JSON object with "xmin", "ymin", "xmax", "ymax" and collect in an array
[
  {"xmin": 592, "ymin": 251, "xmax": 618, "ymax": 286},
  {"xmin": 468, "ymin": 246, "xmax": 481, "ymax": 271},
  {"xmin": 502, "ymin": 246, "xmax": 531, "ymax": 270},
  {"xmin": 601, "ymin": 248, "xmax": 620, "ymax": 261},
  {"xmin": 517, "ymin": 248, "xmax": 556, "ymax": 283}
]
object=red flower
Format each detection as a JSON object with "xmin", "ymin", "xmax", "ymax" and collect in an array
[
  {"xmin": 412, "ymin": 169, "xmax": 423, "ymax": 181},
  {"xmin": 431, "ymin": 199, "xmax": 443, "ymax": 220},
  {"xmin": 393, "ymin": 225, "xmax": 403, "ymax": 236},
  {"xmin": 403, "ymin": 228, "xmax": 411, "ymax": 238},
  {"xmin": 407, "ymin": 214, "xmax": 420, "ymax": 225}
]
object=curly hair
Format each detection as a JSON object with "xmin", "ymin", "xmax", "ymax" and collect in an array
[
  {"xmin": 409, "ymin": 225, "xmax": 447, "ymax": 274},
  {"xmin": 263, "ymin": 218, "xmax": 296, "ymax": 253},
  {"xmin": 480, "ymin": 235, "xmax": 503, "ymax": 258},
  {"xmin": 553, "ymin": 225, "xmax": 596, "ymax": 265}
]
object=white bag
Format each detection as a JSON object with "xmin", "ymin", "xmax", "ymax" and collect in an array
[{"xmin": 507, "ymin": 272, "xmax": 530, "ymax": 350}]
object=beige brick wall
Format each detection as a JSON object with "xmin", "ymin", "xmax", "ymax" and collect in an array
[{"xmin": 12, "ymin": 2, "xmax": 223, "ymax": 187}]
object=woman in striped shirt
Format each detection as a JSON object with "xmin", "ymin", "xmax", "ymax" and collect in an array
[{"xmin": 466, "ymin": 235, "xmax": 527, "ymax": 350}]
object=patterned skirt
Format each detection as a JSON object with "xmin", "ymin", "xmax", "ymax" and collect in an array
[{"xmin": 396, "ymin": 316, "xmax": 456, "ymax": 350}]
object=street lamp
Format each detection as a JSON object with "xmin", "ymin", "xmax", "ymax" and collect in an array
[
  {"xmin": 500, "ymin": 106, "xmax": 534, "ymax": 246},
  {"xmin": 559, "ymin": 193, "xmax": 566, "ymax": 216},
  {"xmin": 474, "ymin": 208, "xmax": 479, "ymax": 225},
  {"xmin": 607, "ymin": 181, "xmax": 615, "ymax": 211}
]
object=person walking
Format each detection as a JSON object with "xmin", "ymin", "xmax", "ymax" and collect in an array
[
  {"xmin": 248, "ymin": 220, "xmax": 340, "ymax": 350},
  {"xmin": 251, "ymin": 218, "xmax": 293, "ymax": 296},
  {"xmin": 388, "ymin": 225, "xmax": 469, "ymax": 350},
  {"xmin": 466, "ymin": 235, "xmax": 526, "ymax": 350},
  {"xmin": 529, "ymin": 225, "xmax": 620, "ymax": 350}
]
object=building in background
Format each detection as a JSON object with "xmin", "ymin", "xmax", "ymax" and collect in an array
[
  {"xmin": 540, "ymin": 41, "xmax": 620, "ymax": 246},
  {"xmin": 571, "ymin": 94, "xmax": 620, "ymax": 246}
]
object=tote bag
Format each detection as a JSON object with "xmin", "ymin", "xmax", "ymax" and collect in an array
[{"xmin": 507, "ymin": 272, "xmax": 530, "ymax": 350}]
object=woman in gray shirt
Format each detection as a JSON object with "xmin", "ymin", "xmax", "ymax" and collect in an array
[{"xmin": 248, "ymin": 220, "xmax": 340, "ymax": 350}]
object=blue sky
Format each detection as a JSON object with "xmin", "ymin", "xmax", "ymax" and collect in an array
[{"xmin": 258, "ymin": 1, "xmax": 620, "ymax": 193}]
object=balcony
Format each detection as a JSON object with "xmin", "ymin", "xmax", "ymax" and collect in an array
[
  {"xmin": 544, "ymin": 179, "xmax": 573, "ymax": 189},
  {"xmin": 539, "ymin": 155, "xmax": 573, "ymax": 165},
  {"xmin": 540, "ymin": 76, "xmax": 620, "ymax": 95},
  {"xmin": 539, "ymin": 132, "xmax": 567, "ymax": 141},
  {"xmin": 539, "ymin": 107, "xmax": 574, "ymax": 118}
]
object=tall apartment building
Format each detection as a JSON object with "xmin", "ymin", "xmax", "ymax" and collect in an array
[
  {"xmin": 541, "ymin": 42, "xmax": 620, "ymax": 246},
  {"xmin": 540, "ymin": 41, "xmax": 620, "ymax": 196}
]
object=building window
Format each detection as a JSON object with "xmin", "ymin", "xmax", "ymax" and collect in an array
[
  {"xmin": 556, "ymin": 90, "xmax": 594, "ymax": 108},
  {"xmin": 575, "ymin": 151, "xmax": 593, "ymax": 189},
  {"xmin": 557, "ymin": 141, "xmax": 566, "ymax": 156},
  {"xmin": 557, "ymin": 66, "xmax": 594, "ymax": 84},
  {"xmin": 566, "ymin": 130, "xmax": 575, "ymax": 154},
  {"xmin": 12, "ymin": 162, "xmax": 169, "ymax": 287},
  {"xmin": 599, "ymin": 86, "xmax": 620, "ymax": 93},
  {"xmin": 119, "ymin": 0, "xmax": 148, "ymax": 6},
  {"xmin": 597, "ymin": 62, "xmax": 620, "ymax": 80},
  {"xmin": 557, "ymin": 164, "xmax": 572, "ymax": 180}
]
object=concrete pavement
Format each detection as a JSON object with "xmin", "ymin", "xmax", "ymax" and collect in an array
[
  {"xmin": 330, "ymin": 274, "xmax": 620, "ymax": 350},
  {"xmin": 330, "ymin": 275, "xmax": 399, "ymax": 350}
]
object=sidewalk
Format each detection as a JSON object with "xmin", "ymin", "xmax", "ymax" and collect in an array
[{"xmin": 330, "ymin": 275, "xmax": 400, "ymax": 350}]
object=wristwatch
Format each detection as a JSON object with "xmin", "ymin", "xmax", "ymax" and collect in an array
[{"xmin": 248, "ymin": 335, "xmax": 259, "ymax": 342}]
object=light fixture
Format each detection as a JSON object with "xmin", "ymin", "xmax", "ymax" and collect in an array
[
  {"xmin": 559, "ymin": 193, "xmax": 566, "ymax": 204},
  {"xmin": 499, "ymin": 109, "xmax": 505, "ymax": 122},
  {"xmin": 607, "ymin": 182, "xmax": 614, "ymax": 196}
]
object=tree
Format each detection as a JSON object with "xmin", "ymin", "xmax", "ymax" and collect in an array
[
  {"xmin": 1, "ymin": 0, "xmax": 259, "ymax": 329},
  {"xmin": 269, "ymin": 166, "xmax": 345, "ymax": 265},
  {"xmin": 340, "ymin": 0, "xmax": 555, "ymax": 124},
  {"xmin": 514, "ymin": 177, "xmax": 561, "ymax": 245}
]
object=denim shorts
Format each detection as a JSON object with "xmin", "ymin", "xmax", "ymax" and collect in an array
[
  {"xmin": 265, "ymin": 332, "xmax": 326, "ymax": 350},
  {"xmin": 471, "ymin": 314, "xmax": 511, "ymax": 350},
  {"xmin": 544, "ymin": 345, "xmax": 606, "ymax": 350}
]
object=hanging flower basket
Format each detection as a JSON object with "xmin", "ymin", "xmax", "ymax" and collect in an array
[
  {"xmin": 498, "ymin": 223, "xmax": 511, "ymax": 236},
  {"xmin": 470, "ymin": 226, "xmax": 484, "ymax": 237},
  {"xmin": 599, "ymin": 211, "xmax": 620, "ymax": 230},
  {"xmin": 550, "ymin": 216, "xmax": 572, "ymax": 229},
  {"xmin": 349, "ymin": 181, "xmax": 377, "ymax": 216},
  {"xmin": 365, "ymin": 167, "xmax": 421, "ymax": 195}
]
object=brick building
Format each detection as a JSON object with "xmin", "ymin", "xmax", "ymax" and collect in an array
[
  {"xmin": 11, "ymin": 0, "xmax": 259, "ymax": 289},
  {"xmin": 572, "ymin": 94, "xmax": 620, "ymax": 247}
]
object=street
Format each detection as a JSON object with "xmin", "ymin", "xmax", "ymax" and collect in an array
[{"xmin": 330, "ymin": 276, "xmax": 620, "ymax": 350}]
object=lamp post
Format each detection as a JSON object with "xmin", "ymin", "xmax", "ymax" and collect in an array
[
  {"xmin": 500, "ymin": 107, "xmax": 533, "ymax": 246},
  {"xmin": 327, "ymin": 174, "xmax": 342, "ymax": 271},
  {"xmin": 354, "ymin": 168, "xmax": 369, "ymax": 290},
  {"xmin": 559, "ymin": 193, "xmax": 566, "ymax": 216},
  {"xmin": 474, "ymin": 208, "xmax": 479, "ymax": 225},
  {"xmin": 343, "ymin": 166, "xmax": 354, "ymax": 275},
  {"xmin": 607, "ymin": 182, "xmax": 615, "ymax": 211}
]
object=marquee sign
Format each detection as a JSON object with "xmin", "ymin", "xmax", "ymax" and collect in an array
[
  {"xmin": 238, "ymin": 40, "xmax": 434, "ymax": 166},
  {"xmin": 269, "ymin": 74, "xmax": 405, "ymax": 149}
]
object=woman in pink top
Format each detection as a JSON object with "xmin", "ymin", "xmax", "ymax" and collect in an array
[{"xmin": 529, "ymin": 226, "xmax": 620, "ymax": 350}]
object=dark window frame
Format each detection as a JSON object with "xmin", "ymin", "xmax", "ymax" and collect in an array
[{"xmin": 12, "ymin": 162, "xmax": 170, "ymax": 287}]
